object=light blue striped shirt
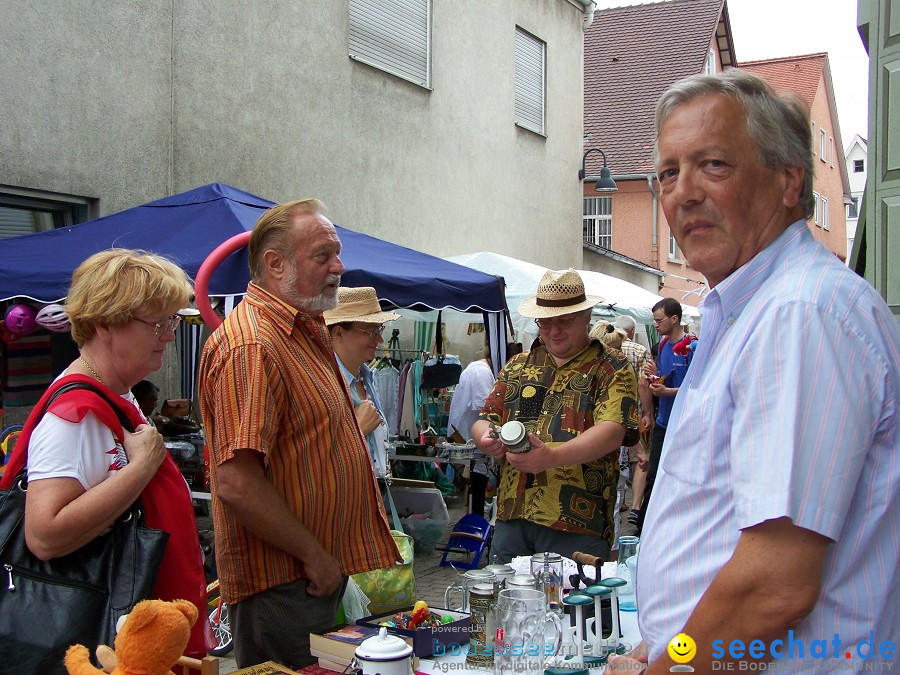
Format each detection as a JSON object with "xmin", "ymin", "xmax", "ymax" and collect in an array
[{"xmin": 638, "ymin": 221, "xmax": 900, "ymax": 668}]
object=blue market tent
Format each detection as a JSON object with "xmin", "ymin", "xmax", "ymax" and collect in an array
[
  {"xmin": 0, "ymin": 184, "xmax": 510, "ymax": 399},
  {"xmin": 0, "ymin": 183, "xmax": 507, "ymax": 314}
]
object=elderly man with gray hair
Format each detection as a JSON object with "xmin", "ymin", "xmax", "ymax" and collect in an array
[{"xmin": 606, "ymin": 69, "xmax": 900, "ymax": 674}]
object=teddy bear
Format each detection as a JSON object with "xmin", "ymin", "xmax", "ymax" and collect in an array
[{"xmin": 64, "ymin": 598, "xmax": 198, "ymax": 675}]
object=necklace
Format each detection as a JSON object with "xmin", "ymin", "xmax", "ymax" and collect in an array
[{"xmin": 78, "ymin": 355, "xmax": 105, "ymax": 385}]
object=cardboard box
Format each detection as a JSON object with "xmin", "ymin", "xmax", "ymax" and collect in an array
[{"xmin": 357, "ymin": 607, "xmax": 470, "ymax": 658}]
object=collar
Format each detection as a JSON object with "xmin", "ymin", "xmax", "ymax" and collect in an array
[
  {"xmin": 700, "ymin": 219, "xmax": 808, "ymax": 323},
  {"xmin": 244, "ymin": 282, "xmax": 325, "ymax": 334},
  {"xmin": 336, "ymin": 355, "xmax": 373, "ymax": 387}
]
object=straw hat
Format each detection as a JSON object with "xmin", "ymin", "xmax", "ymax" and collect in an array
[
  {"xmin": 518, "ymin": 268, "xmax": 603, "ymax": 318},
  {"xmin": 323, "ymin": 286, "xmax": 401, "ymax": 326}
]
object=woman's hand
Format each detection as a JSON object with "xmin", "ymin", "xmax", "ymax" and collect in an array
[
  {"xmin": 123, "ymin": 423, "xmax": 166, "ymax": 474},
  {"xmin": 355, "ymin": 400, "xmax": 382, "ymax": 435}
]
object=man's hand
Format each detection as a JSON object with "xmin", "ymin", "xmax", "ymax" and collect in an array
[
  {"xmin": 302, "ymin": 545, "xmax": 343, "ymax": 597},
  {"xmin": 477, "ymin": 424, "xmax": 507, "ymax": 461},
  {"xmin": 355, "ymin": 399, "xmax": 382, "ymax": 435},
  {"xmin": 648, "ymin": 382, "xmax": 676, "ymax": 397},
  {"xmin": 504, "ymin": 434, "xmax": 555, "ymax": 473},
  {"xmin": 605, "ymin": 642, "xmax": 649, "ymax": 674}
]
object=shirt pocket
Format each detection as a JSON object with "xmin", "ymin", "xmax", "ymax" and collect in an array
[{"xmin": 660, "ymin": 390, "xmax": 716, "ymax": 486}]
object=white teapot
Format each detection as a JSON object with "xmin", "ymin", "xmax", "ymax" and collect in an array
[{"xmin": 354, "ymin": 627, "xmax": 414, "ymax": 675}]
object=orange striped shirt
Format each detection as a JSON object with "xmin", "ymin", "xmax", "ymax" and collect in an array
[{"xmin": 198, "ymin": 283, "xmax": 399, "ymax": 604}]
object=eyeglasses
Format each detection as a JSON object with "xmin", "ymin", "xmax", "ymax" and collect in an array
[
  {"xmin": 652, "ymin": 315, "xmax": 674, "ymax": 325},
  {"xmin": 133, "ymin": 314, "xmax": 181, "ymax": 335},
  {"xmin": 350, "ymin": 325, "xmax": 385, "ymax": 339},
  {"xmin": 534, "ymin": 315, "xmax": 579, "ymax": 330}
]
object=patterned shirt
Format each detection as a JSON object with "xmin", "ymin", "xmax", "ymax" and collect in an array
[
  {"xmin": 479, "ymin": 340, "xmax": 639, "ymax": 543},
  {"xmin": 639, "ymin": 222, "xmax": 900, "ymax": 667},
  {"xmin": 199, "ymin": 283, "xmax": 399, "ymax": 604}
]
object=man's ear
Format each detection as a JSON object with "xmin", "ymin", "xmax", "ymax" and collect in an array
[
  {"xmin": 781, "ymin": 165, "xmax": 805, "ymax": 209},
  {"xmin": 263, "ymin": 248, "xmax": 286, "ymax": 281}
]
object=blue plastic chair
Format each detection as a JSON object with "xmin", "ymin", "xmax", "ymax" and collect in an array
[{"xmin": 437, "ymin": 513, "xmax": 493, "ymax": 569}]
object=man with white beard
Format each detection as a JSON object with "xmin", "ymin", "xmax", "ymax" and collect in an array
[{"xmin": 199, "ymin": 199, "xmax": 399, "ymax": 668}]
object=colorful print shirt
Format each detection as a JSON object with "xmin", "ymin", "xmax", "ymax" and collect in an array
[{"xmin": 479, "ymin": 340, "xmax": 639, "ymax": 542}]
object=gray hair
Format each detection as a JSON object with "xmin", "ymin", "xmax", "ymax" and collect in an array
[
  {"xmin": 655, "ymin": 69, "xmax": 814, "ymax": 220},
  {"xmin": 613, "ymin": 315, "xmax": 636, "ymax": 334}
]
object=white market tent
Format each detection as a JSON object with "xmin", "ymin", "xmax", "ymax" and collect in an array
[{"xmin": 445, "ymin": 251, "xmax": 701, "ymax": 344}]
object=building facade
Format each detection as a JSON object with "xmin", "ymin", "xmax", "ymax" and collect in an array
[
  {"xmin": 0, "ymin": 0, "xmax": 592, "ymax": 269},
  {"xmin": 844, "ymin": 134, "xmax": 867, "ymax": 259}
]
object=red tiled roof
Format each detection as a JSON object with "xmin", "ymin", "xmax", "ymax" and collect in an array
[
  {"xmin": 584, "ymin": 0, "xmax": 727, "ymax": 176},
  {"xmin": 738, "ymin": 53, "xmax": 826, "ymax": 110}
]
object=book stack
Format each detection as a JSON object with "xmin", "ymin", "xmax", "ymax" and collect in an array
[{"xmin": 309, "ymin": 624, "xmax": 416, "ymax": 672}]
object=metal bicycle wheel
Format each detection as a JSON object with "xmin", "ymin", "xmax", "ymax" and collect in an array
[{"xmin": 208, "ymin": 601, "xmax": 233, "ymax": 656}]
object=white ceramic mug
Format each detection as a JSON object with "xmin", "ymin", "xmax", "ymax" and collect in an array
[{"xmin": 494, "ymin": 588, "xmax": 563, "ymax": 675}]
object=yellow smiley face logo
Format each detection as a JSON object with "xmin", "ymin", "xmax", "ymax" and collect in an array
[{"xmin": 667, "ymin": 633, "xmax": 696, "ymax": 664}]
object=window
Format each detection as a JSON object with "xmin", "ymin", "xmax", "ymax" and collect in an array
[
  {"xmin": 514, "ymin": 27, "xmax": 545, "ymax": 135},
  {"xmin": 847, "ymin": 196, "xmax": 859, "ymax": 219},
  {"xmin": 583, "ymin": 197, "xmax": 612, "ymax": 248},
  {"xmin": 669, "ymin": 231, "xmax": 681, "ymax": 259},
  {"xmin": 830, "ymin": 137, "xmax": 834, "ymax": 167},
  {"xmin": 349, "ymin": 0, "xmax": 431, "ymax": 88},
  {"xmin": 812, "ymin": 122, "xmax": 816, "ymax": 154},
  {"xmin": 822, "ymin": 197, "xmax": 829, "ymax": 230},
  {"xmin": 813, "ymin": 192, "xmax": 820, "ymax": 226},
  {"xmin": 0, "ymin": 186, "xmax": 95, "ymax": 239},
  {"xmin": 820, "ymin": 129, "xmax": 827, "ymax": 161},
  {"xmin": 705, "ymin": 49, "xmax": 716, "ymax": 74},
  {"xmin": 854, "ymin": 159, "xmax": 865, "ymax": 173}
]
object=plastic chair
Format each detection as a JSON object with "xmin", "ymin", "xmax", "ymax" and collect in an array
[{"xmin": 437, "ymin": 513, "xmax": 493, "ymax": 569}]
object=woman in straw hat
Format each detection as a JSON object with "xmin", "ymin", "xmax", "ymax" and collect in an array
[
  {"xmin": 324, "ymin": 287, "xmax": 400, "ymax": 477},
  {"xmin": 472, "ymin": 268, "xmax": 639, "ymax": 563}
]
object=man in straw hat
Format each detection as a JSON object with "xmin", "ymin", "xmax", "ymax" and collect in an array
[
  {"xmin": 473, "ymin": 268, "xmax": 639, "ymax": 563},
  {"xmin": 324, "ymin": 286, "xmax": 400, "ymax": 478},
  {"xmin": 198, "ymin": 200, "xmax": 399, "ymax": 669}
]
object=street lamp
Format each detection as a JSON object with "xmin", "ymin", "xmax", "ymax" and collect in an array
[{"xmin": 579, "ymin": 147, "xmax": 617, "ymax": 192}]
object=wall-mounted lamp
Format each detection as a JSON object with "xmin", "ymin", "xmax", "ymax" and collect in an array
[{"xmin": 579, "ymin": 147, "xmax": 617, "ymax": 192}]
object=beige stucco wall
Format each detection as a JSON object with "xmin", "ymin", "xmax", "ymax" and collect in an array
[{"xmin": 0, "ymin": 0, "xmax": 587, "ymax": 269}]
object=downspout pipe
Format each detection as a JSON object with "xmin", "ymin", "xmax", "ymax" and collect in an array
[
  {"xmin": 574, "ymin": 0, "xmax": 597, "ymax": 30},
  {"xmin": 606, "ymin": 172, "xmax": 659, "ymax": 246}
]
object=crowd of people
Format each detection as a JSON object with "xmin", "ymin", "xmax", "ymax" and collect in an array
[{"xmin": 4, "ymin": 68, "xmax": 897, "ymax": 674}]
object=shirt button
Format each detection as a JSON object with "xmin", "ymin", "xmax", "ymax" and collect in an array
[{"xmin": 726, "ymin": 316, "xmax": 736, "ymax": 326}]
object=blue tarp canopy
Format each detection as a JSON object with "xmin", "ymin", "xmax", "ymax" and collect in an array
[{"xmin": 0, "ymin": 183, "xmax": 506, "ymax": 313}]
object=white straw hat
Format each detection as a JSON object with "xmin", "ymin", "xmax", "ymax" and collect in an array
[
  {"xmin": 518, "ymin": 268, "xmax": 603, "ymax": 318},
  {"xmin": 323, "ymin": 286, "xmax": 401, "ymax": 326}
]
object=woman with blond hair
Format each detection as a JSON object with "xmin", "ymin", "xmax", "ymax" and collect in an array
[{"xmin": 1, "ymin": 249, "xmax": 211, "ymax": 669}]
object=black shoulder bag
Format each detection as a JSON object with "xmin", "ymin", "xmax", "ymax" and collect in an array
[{"xmin": 0, "ymin": 382, "xmax": 169, "ymax": 675}]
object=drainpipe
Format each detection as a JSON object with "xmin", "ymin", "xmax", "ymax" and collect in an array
[{"xmin": 575, "ymin": 0, "xmax": 597, "ymax": 30}]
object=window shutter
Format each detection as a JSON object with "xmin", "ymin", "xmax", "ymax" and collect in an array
[
  {"xmin": 515, "ymin": 27, "xmax": 545, "ymax": 134},
  {"xmin": 349, "ymin": 0, "xmax": 430, "ymax": 87}
]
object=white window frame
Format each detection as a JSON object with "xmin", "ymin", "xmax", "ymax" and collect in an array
[
  {"xmin": 514, "ymin": 26, "xmax": 545, "ymax": 135},
  {"xmin": 820, "ymin": 129, "xmax": 827, "ymax": 162},
  {"xmin": 847, "ymin": 196, "xmax": 859, "ymax": 219},
  {"xmin": 830, "ymin": 137, "xmax": 834, "ymax": 167},
  {"xmin": 822, "ymin": 196, "xmax": 829, "ymax": 230},
  {"xmin": 813, "ymin": 192, "xmax": 821, "ymax": 226},
  {"xmin": 582, "ymin": 197, "xmax": 612, "ymax": 248},
  {"xmin": 348, "ymin": 0, "xmax": 431, "ymax": 88},
  {"xmin": 853, "ymin": 159, "xmax": 865, "ymax": 173},
  {"xmin": 705, "ymin": 49, "xmax": 716, "ymax": 74},
  {"xmin": 669, "ymin": 231, "xmax": 681, "ymax": 260}
]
